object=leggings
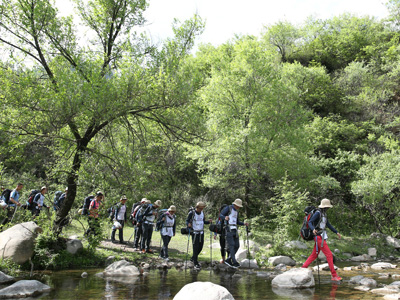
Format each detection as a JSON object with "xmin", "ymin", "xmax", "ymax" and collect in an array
[{"xmin": 302, "ymin": 235, "xmax": 337, "ymax": 277}]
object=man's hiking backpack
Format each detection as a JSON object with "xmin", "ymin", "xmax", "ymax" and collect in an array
[
  {"xmin": 107, "ymin": 203, "xmax": 118, "ymax": 221},
  {"xmin": 53, "ymin": 191, "xmax": 62, "ymax": 211},
  {"xmin": 209, "ymin": 204, "xmax": 230, "ymax": 234},
  {"xmin": 300, "ymin": 205, "xmax": 319, "ymax": 241},
  {"xmin": 1, "ymin": 189, "xmax": 12, "ymax": 204},
  {"xmin": 155, "ymin": 209, "xmax": 169, "ymax": 231},
  {"xmin": 81, "ymin": 195, "xmax": 94, "ymax": 215},
  {"xmin": 181, "ymin": 207, "xmax": 195, "ymax": 235},
  {"xmin": 133, "ymin": 203, "xmax": 148, "ymax": 224},
  {"xmin": 26, "ymin": 189, "xmax": 40, "ymax": 210},
  {"xmin": 129, "ymin": 202, "xmax": 142, "ymax": 224}
]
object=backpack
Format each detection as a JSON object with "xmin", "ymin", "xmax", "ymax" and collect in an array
[
  {"xmin": 300, "ymin": 206, "xmax": 320, "ymax": 241},
  {"xmin": 129, "ymin": 201, "xmax": 142, "ymax": 224},
  {"xmin": 26, "ymin": 189, "xmax": 40, "ymax": 210},
  {"xmin": 81, "ymin": 195, "xmax": 94, "ymax": 215},
  {"xmin": 155, "ymin": 209, "xmax": 169, "ymax": 231},
  {"xmin": 181, "ymin": 207, "xmax": 196, "ymax": 235},
  {"xmin": 107, "ymin": 203, "xmax": 118, "ymax": 221},
  {"xmin": 135, "ymin": 204, "xmax": 149, "ymax": 224},
  {"xmin": 1, "ymin": 189, "xmax": 12, "ymax": 204},
  {"xmin": 53, "ymin": 191, "xmax": 62, "ymax": 211},
  {"xmin": 209, "ymin": 204, "xmax": 231, "ymax": 234}
]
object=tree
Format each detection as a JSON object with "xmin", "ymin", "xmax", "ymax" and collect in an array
[
  {"xmin": 187, "ymin": 37, "xmax": 315, "ymax": 216},
  {"xmin": 0, "ymin": 0, "xmax": 204, "ymax": 231}
]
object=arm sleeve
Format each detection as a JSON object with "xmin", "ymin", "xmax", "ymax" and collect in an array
[
  {"xmin": 204, "ymin": 215, "xmax": 210, "ymax": 225},
  {"xmin": 143, "ymin": 205, "xmax": 153, "ymax": 217},
  {"xmin": 219, "ymin": 206, "xmax": 229, "ymax": 220},
  {"xmin": 186, "ymin": 211, "xmax": 193, "ymax": 225},
  {"xmin": 308, "ymin": 211, "xmax": 320, "ymax": 231},
  {"xmin": 173, "ymin": 218, "xmax": 176, "ymax": 235},
  {"xmin": 326, "ymin": 220, "xmax": 338, "ymax": 234}
]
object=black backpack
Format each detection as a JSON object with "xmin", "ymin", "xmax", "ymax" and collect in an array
[
  {"xmin": 155, "ymin": 209, "xmax": 169, "ymax": 231},
  {"xmin": 27, "ymin": 189, "xmax": 40, "ymax": 210},
  {"xmin": 209, "ymin": 204, "xmax": 230, "ymax": 234},
  {"xmin": 1, "ymin": 189, "xmax": 12, "ymax": 204},
  {"xmin": 300, "ymin": 206, "xmax": 320, "ymax": 241},
  {"xmin": 81, "ymin": 195, "xmax": 94, "ymax": 215}
]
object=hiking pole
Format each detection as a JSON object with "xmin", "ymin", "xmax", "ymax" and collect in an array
[
  {"xmin": 315, "ymin": 235, "xmax": 320, "ymax": 286},
  {"xmin": 10, "ymin": 205, "xmax": 19, "ymax": 224},
  {"xmin": 210, "ymin": 229, "xmax": 213, "ymax": 270},
  {"xmin": 246, "ymin": 225, "xmax": 250, "ymax": 269},
  {"xmin": 185, "ymin": 229, "xmax": 191, "ymax": 274}
]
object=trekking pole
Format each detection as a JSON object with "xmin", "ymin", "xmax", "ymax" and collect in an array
[
  {"xmin": 315, "ymin": 235, "xmax": 320, "ymax": 286},
  {"xmin": 10, "ymin": 205, "xmax": 19, "ymax": 224},
  {"xmin": 210, "ymin": 229, "xmax": 213, "ymax": 270},
  {"xmin": 185, "ymin": 228, "xmax": 190, "ymax": 273},
  {"xmin": 246, "ymin": 225, "xmax": 250, "ymax": 269}
]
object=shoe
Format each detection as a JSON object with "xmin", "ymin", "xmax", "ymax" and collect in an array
[
  {"xmin": 194, "ymin": 263, "xmax": 201, "ymax": 270},
  {"xmin": 331, "ymin": 276, "xmax": 342, "ymax": 281},
  {"xmin": 220, "ymin": 259, "xmax": 225, "ymax": 264},
  {"xmin": 146, "ymin": 249, "xmax": 154, "ymax": 254},
  {"xmin": 141, "ymin": 249, "xmax": 146, "ymax": 254},
  {"xmin": 111, "ymin": 240, "xmax": 118, "ymax": 244},
  {"xmin": 119, "ymin": 241, "xmax": 126, "ymax": 244},
  {"xmin": 190, "ymin": 258, "xmax": 194, "ymax": 263},
  {"xmin": 232, "ymin": 262, "xmax": 241, "ymax": 268},
  {"xmin": 224, "ymin": 259, "xmax": 233, "ymax": 267},
  {"xmin": 164, "ymin": 258, "xmax": 169, "ymax": 262}
]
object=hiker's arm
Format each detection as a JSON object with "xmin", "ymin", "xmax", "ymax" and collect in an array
[
  {"xmin": 220, "ymin": 206, "xmax": 229, "ymax": 220},
  {"xmin": 186, "ymin": 211, "xmax": 193, "ymax": 227},
  {"xmin": 308, "ymin": 211, "xmax": 320, "ymax": 231},
  {"xmin": 326, "ymin": 220, "xmax": 341, "ymax": 238},
  {"xmin": 10, "ymin": 191, "xmax": 21, "ymax": 206}
]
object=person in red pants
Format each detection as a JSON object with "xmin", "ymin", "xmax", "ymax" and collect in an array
[{"xmin": 302, "ymin": 198, "xmax": 342, "ymax": 281}]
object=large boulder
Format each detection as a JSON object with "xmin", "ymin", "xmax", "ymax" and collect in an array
[
  {"xmin": 173, "ymin": 281, "xmax": 234, "ymax": 300},
  {"xmin": 271, "ymin": 268, "xmax": 315, "ymax": 288},
  {"xmin": 239, "ymin": 240, "xmax": 260, "ymax": 252},
  {"xmin": 235, "ymin": 249, "xmax": 248, "ymax": 262},
  {"xmin": 240, "ymin": 259, "xmax": 258, "ymax": 269},
  {"xmin": 103, "ymin": 260, "xmax": 140, "ymax": 277},
  {"xmin": 66, "ymin": 239, "xmax": 83, "ymax": 255},
  {"xmin": 0, "ymin": 222, "xmax": 43, "ymax": 264},
  {"xmin": 268, "ymin": 256, "xmax": 296, "ymax": 267},
  {"xmin": 0, "ymin": 280, "xmax": 50, "ymax": 299},
  {"xmin": 0, "ymin": 271, "xmax": 14, "ymax": 284},
  {"xmin": 284, "ymin": 241, "xmax": 308, "ymax": 250},
  {"xmin": 386, "ymin": 236, "xmax": 400, "ymax": 249}
]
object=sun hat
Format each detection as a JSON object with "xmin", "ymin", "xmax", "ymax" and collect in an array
[
  {"xmin": 41, "ymin": 186, "xmax": 47, "ymax": 191},
  {"xmin": 120, "ymin": 195, "xmax": 127, "ymax": 201},
  {"xmin": 319, "ymin": 198, "xmax": 333, "ymax": 208},
  {"xmin": 232, "ymin": 198, "xmax": 243, "ymax": 207},
  {"xmin": 141, "ymin": 198, "xmax": 147, "ymax": 203},
  {"xmin": 146, "ymin": 199, "xmax": 151, "ymax": 204},
  {"xmin": 196, "ymin": 201, "xmax": 206, "ymax": 208},
  {"xmin": 168, "ymin": 205, "xmax": 176, "ymax": 212},
  {"xmin": 154, "ymin": 200, "xmax": 162, "ymax": 207},
  {"xmin": 96, "ymin": 191, "xmax": 104, "ymax": 197}
]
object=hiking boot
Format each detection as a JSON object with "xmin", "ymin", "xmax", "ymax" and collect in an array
[
  {"xmin": 219, "ymin": 259, "xmax": 225, "ymax": 264},
  {"xmin": 119, "ymin": 241, "xmax": 126, "ymax": 244},
  {"xmin": 232, "ymin": 262, "xmax": 241, "ymax": 268},
  {"xmin": 141, "ymin": 249, "xmax": 146, "ymax": 254},
  {"xmin": 331, "ymin": 276, "xmax": 342, "ymax": 281},
  {"xmin": 194, "ymin": 263, "xmax": 201, "ymax": 270},
  {"xmin": 224, "ymin": 259, "xmax": 233, "ymax": 268},
  {"xmin": 111, "ymin": 240, "xmax": 118, "ymax": 244},
  {"xmin": 146, "ymin": 249, "xmax": 154, "ymax": 254}
]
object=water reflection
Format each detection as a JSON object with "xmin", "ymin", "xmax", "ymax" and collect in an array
[{"xmin": 28, "ymin": 268, "xmax": 385, "ymax": 300}]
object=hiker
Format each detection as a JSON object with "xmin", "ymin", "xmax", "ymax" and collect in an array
[
  {"xmin": 132, "ymin": 198, "xmax": 148, "ymax": 250},
  {"xmin": 85, "ymin": 191, "xmax": 104, "ymax": 236},
  {"xmin": 159, "ymin": 205, "xmax": 177, "ymax": 261},
  {"xmin": 140, "ymin": 199, "xmax": 162, "ymax": 253},
  {"xmin": 220, "ymin": 198, "xmax": 248, "ymax": 268},
  {"xmin": 301, "ymin": 198, "xmax": 342, "ymax": 281},
  {"xmin": 214, "ymin": 205, "xmax": 230, "ymax": 264},
  {"xmin": 0, "ymin": 183, "xmax": 23, "ymax": 228},
  {"xmin": 31, "ymin": 186, "xmax": 49, "ymax": 218},
  {"xmin": 55, "ymin": 187, "xmax": 67, "ymax": 211},
  {"xmin": 187, "ymin": 201, "xmax": 212, "ymax": 270},
  {"xmin": 111, "ymin": 195, "xmax": 128, "ymax": 244}
]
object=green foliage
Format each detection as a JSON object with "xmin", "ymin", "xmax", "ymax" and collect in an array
[
  {"xmin": 269, "ymin": 175, "xmax": 309, "ymax": 243},
  {"xmin": 0, "ymin": 258, "xmax": 20, "ymax": 277}
]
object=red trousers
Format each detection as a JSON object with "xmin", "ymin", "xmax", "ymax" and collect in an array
[{"xmin": 302, "ymin": 236, "xmax": 337, "ymax": 277}]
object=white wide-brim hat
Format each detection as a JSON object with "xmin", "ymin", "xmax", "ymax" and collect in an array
[
  {"xmin": 319, "ymin": 198, "xmax": 333, "ymax": 208},
  {"xmin": 232, "ymin": 198, "xmax": 243, "ymax": 207}
]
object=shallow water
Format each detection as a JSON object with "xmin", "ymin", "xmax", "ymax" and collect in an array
[{"xmin": 17, "ymin": 265, "xmax": 390, "ymax": 300}]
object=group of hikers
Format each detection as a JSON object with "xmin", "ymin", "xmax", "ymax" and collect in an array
[{"xmin": 0, "ymin": 183, "xmax": 343, "ymax": 279}]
